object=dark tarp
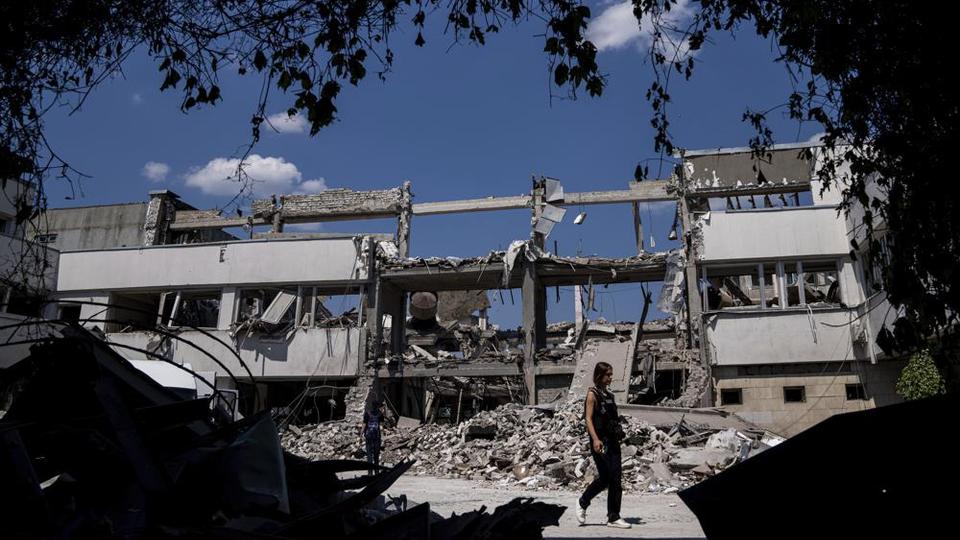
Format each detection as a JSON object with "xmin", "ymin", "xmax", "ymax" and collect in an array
[{"xmin": 679, "ymin": 392, "xmax": 958, "ymax": 539}]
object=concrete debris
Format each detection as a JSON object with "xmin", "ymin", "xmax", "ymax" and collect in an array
[
  {"xmin": 668, "ymin": 448, "xmax": 737, "ymax": 471},
  {"xmin": 437, "ymin": 290, "xmax": 491, "ymax": 323},
  {"xmin": 397, "ymin": 322, "xmax": 521, "ymax": 366},
  {"xmin": 656, "ymin": 355, "xmax": 708, "ymax": 408},
  {"xmin": 284, "ymin": 397, "xmax": 757, "ymax": 494},
  {"xmin": 705, "ymin": 428, "xmax": 743, "ymax": 454}
]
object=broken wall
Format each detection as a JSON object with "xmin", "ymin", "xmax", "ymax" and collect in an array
[
  {"xmin": 536, "ymin": 374, "xmax": 573, "ymax": 404},
  {"xmin": 569, "ymin": 340, "xmax": 633, "ymax": 403}
]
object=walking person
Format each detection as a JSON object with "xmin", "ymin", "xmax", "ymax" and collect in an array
[
  {"xmin": 577, "ymin": 362, "xmax": 632, "ymax": 529},
  {"xmin": 359, "ymin": 400, "xmax": 386, "ymax": 474}
]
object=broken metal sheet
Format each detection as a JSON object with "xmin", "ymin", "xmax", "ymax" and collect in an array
[
  {"xmin": 657, "ymin": 250, "xmax": 685, "ymax": 315},
  {"xmin": 532, "ymin": 217, "xmax": 557, "ymax": 236},
  {"xmin": 540, "ymin": 203, "xmax": 567, "ymax": 223},
  {"xmin": 261, "ymin": 290, "xmax": 297, "ymax": 325},
  {"xmin": 544, "ymin": 178, "xmax": 564, "ymax": 202},
  {"xmin": 431, "ymin": 497, "xmax": 565, "ymax": 539},
  {"xmin": 278, "ymin": 460, "xmax": 415, "ymax": 536},
  {"xmin": 502, "ymin": 240, "xmax": 528, "ymax": 286},
  {"xmin": 346, "ymin": 501, "xmax": 432, "ymax": 540},
  {"xmin": 377, "ymin": 240, "xmax": 400, "ymax": 259}
]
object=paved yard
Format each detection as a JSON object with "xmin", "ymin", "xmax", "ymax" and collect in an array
[{"xmin": 385, "ymin": 474, "xmax": 706, "ymax": 539}]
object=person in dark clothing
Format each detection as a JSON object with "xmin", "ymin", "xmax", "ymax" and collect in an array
[
  {"xmin": 577, "ymin": 362, "xmax": 632, "ymax": 529},
  {"xmin": 359, "ymin": 400, "xmax": 386, "ymax": 474}
]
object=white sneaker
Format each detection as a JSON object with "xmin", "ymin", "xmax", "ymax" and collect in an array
[
  {"xmin": 607, "ymin": 518, "xmax": 632, "ymax": 529},
  {"xmin": 576, "ymin": 505, "xmax": 587, "ymax": 525}
]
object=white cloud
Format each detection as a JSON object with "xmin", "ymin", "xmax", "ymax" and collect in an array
[
  {"xmin": 132, "ymin": 93, "xmax": 143, "ymax": 105},
  {"xmin": 586, "ymin": 0, "xmax": 695, "ymax": 55},
  {"xmin": 266, "ymin": 111, "xmax": 308, "ymax": 134},
  {"xmin": 295, "ymin": 178, "xmax": 329, "ymax": 194},
  {"xmin": 141, "ymin": 161, "xmax": 170, "ymax": 182},
  {"xmin": 184, "ymin": 154, "xmax": 328, "ymax": 197}
]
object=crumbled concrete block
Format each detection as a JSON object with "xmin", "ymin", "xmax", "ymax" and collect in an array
[{"xmin": 669, "ymin": 448, "xmax": 736, "ymax": 471}]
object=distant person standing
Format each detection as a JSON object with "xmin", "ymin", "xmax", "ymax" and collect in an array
[
  {"xmin": 360, "ymin": 400, "xmax": 386, "ymax": 474},
  {"xmin": 576, "ymin": 362, "xmax": 631, "ymax": 529}
]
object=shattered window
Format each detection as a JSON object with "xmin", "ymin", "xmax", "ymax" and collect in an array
[
  {"xmin": 784, "ymin": 262, "xmax": 803, "ymax": 307},
  {"xmin": 704, "ymin": 266, "xmax": 760, "ymax": 311},
  {"xmin": 237, "ymin": 288, "xmax": 297, "ymax": 326},
  {"xmin": 176, "ymin": 291, "xmax": 221, "ymax": 328},
  {"xmin": 802, "ymin": 261, "xmax": 841, "ymax": 305},
  {"xmin": 758, "ymin": 263, "xmax": 779, "ymax": 308},
  {"xmin": 306, "ymin": 291, "xmax": 360, "ymax": 328},
  {"xmin": 108, "ymin": 291, "xmax": 163, "ymax": 331}
]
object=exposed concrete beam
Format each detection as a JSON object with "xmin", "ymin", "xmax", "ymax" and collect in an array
[
  {"xmin": 563, "ymin": 183, "xmax": 673, "ymax": 205},
  {"xmin": 378, "ymin": 255, "xmax": 670, "ymax": 292},
  {"xmin": 410, "ymin": 180, "xmax": 674, "ymax": 217},
  {"xmin": 412, "ymin": 195, "xmax": 530, "ymax": 216},
  {"xmin": 170, "ymin": 214, "xmax": 267, "ymax": 231},
  {"xmin": 173, "ymin": 182, "xmax": 676, "ymax": 230}
]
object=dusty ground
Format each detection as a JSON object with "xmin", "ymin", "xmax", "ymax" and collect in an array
[{"xmin": 385, "ymin": 474, "xmax": 706, "ymax": 539}]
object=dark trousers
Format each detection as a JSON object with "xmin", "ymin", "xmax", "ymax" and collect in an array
[
  {"xmin": 365, "ymin": 436, "xmax": 381, "ymax": 474},
  {"xmin": 579, "ymin": 439, "xmax": 622, "ymax": 522}
]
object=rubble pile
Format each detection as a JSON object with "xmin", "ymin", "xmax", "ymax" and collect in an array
[{"xmin": 284, "ymin": 399, "xmax": 764, "ymax": 494}]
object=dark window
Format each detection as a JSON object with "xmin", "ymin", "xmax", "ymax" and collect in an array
[
  {"xmin": 35, "ymin": 233, "xmax": 58, "ymax": 244},
  {"xmin": 720, "ymin": 388, "xmax": 743, "ymax": 405},
  {"xmin": 59, "ymin": 304, "xmax": 82, "ymax": 322},
  {"xmin": 783, "ymin": 386, "xmax": 806, "ymax": 403},
  {"xmin": 845, "ymin": 383, "xmax": 866, "ymax": 400},
  {"xmin": 176, "ymin": 291, "xmax": 221, "ymax": 328}
]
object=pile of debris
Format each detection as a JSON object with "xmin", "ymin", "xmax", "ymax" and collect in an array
[{"xmin": 284, "ymin": 399, "xmax": 773, "ymax": 495}]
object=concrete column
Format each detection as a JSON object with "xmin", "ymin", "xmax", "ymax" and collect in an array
[
  {"xmin": 522, "ymin": 258, "xmax": 546, "ymax": 404},
  {"xmin": 530, "ymin": 177, "xmax": 545, "ymax": 250},
  {"xmin": 397, "ymin": 181, "xmax": 413, "ymax": 258},
  {"xmin": 271, "ymin": 195, "xmax": 285, "ymax": 233},
  {"xmin": 632, "ymin": 201, "xmax": 644, "ymax": 254},
  {"xmin": 143, "ymin": 190, "xmax": 179, "ymax": 246},
  {"xmin": 678, "ymin": 152, "xmax": 713, "ymax": 408}
]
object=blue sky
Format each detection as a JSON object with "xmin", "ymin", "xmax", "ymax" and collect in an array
[{"xmin": 40, "ymin": 1, "xmax": 821, "ymax": 328}]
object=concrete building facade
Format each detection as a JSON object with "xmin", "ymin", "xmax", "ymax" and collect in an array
[
  {"xmin": 679, "ymin": 143, "xmax": 904, "ymax": 435},
  {"xmin": 1, "ymin": 142, "xmax": 905, "ymax": 435}
]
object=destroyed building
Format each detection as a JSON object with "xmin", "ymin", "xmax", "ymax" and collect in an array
[{"xmin": 1, "ymin": 142, "xmax": 905, "ymax": 437}]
